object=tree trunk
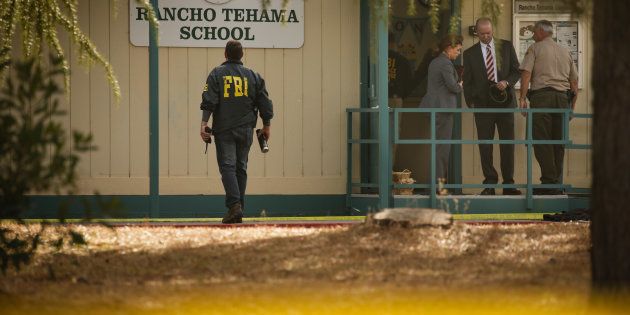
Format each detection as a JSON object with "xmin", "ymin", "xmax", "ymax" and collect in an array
[{"xmin": 591, "ymin": 0, "xmax": 630, "ymax": 290}]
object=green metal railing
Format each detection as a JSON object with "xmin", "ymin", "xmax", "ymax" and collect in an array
[{"xmin": 346, "ymin": 107, "xmax": 592, "ymax": 210}]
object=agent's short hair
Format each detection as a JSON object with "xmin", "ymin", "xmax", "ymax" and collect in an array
[
  {"xmin": 438, "ymin": 34, "xmax": 463, "ymax": 52},
  {"xmin": 225, "ymin": 40, "xmax": 243, "ymax": 61},
  {"xmin": 535, "ymin": 20, "xmax": 554, "ymax": 35}
]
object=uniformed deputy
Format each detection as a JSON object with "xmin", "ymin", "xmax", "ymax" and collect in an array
[
  {"xmin": 200, "ymin": 40, "xmax": 273, "ymax": 223},
  {"xmin": 519, "ymin": 20, "xmax": 578, "ymax": 195}
]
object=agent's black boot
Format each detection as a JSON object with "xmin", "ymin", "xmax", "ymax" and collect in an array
[{"xmin": 222, "ymin": 203, "xmax": 243, "ymax": 224}]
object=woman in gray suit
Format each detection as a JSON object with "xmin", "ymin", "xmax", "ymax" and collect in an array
[{"xmin": 420, "ymin": 35, "xmax": 463, "ymax": 188}]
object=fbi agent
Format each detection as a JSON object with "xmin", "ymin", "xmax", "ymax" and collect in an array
[{"xmin": 200, "ymin": 40, "xmax": 274, "ymax": 223}]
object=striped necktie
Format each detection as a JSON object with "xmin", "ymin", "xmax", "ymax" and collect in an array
[{"xmin": 485, "ymin": 45, "xmax": 496, "ymax": 83}]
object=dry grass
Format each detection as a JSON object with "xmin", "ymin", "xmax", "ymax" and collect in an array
[
  {"xmin": 0, "ymin": 222, "xmax": 605, "ymax": 314},
  {"xmin": 2, "ymin": 222, "xmax": 590, "ymax": 288}
]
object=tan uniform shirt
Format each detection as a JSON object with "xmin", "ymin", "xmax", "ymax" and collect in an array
[{"xmin": 520, "ymin": 37, "xmax": 578, "ymax": 91}]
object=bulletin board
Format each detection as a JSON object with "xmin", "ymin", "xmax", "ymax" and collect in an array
[{"xmin": 512, "ymin": 14, "xmax": 584, "ymax": 88}]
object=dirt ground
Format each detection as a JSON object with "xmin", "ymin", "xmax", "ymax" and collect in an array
[{"xmin": 1, "ymin": 221, "xmax": 615, "ymax": 314}]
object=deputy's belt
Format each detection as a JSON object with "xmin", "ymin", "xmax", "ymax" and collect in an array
[
  {"xmin": 527, "ymin": 87, "xmax": 565, "ymax": 100},
  {"xmin": 527, "ymin": 87, "xmax": 574, "ymax": 107},
  {"xmin": 530, "ymin": 87, "xmax": 565, "ymax": 94}
]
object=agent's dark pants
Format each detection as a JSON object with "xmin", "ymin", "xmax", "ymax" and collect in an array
[
  {"xmin": 530, "ymin": 90, "xmax": 569, "ymax": 184},
  {"xmin": 435, "ymin": 113, "xmax": 453, "ymax": 182},
  {"xmin": 214, "ymin": 126, "xmax": 253, "ymax": 209},
  {"xmin": 474, "ymin": 112, "xmax": 515, "ymax": 184}
]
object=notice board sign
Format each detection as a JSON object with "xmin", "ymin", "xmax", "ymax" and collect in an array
[{"xmin": 512, "ymin": 14, "xmax": 584, "ymax": 88}]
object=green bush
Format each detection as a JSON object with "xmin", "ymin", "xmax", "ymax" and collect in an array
[{"xmin": 0, "ymin": 54, "xmax": 95, "ymax": 273}]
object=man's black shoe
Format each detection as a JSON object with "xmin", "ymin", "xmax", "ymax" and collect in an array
[
  {"xmin": 222, "ymin": 203, "xmax": 243, "ymax": 224},
  {"xmin": 503, "ymin": 188, "xmax": 522, "ymax": 195},
  {"xmin": 480, "ymin": 188, "xmax": 495, "ymax": 195}
]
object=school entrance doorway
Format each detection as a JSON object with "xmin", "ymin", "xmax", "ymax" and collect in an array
[{"xmin": 360, "ymin": 0, "xmax": 462, "ymax": 194}]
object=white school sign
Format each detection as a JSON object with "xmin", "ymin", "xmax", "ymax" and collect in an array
[{"xmin": 130, "ymin": 0, "xmax": 304, "ymax": 48}]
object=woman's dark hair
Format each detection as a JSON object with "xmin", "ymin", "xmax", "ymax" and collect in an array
[
  {"xmin": 225, "ymin": 40, "xmax": 243, "ymax": 60},
  {"xmin": 438, "ymin": 34, "xmax": 463, "ymax": 52}
]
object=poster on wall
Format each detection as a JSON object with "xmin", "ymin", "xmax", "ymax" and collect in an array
[
  {"xmin": 130, "ymin": 0, "xmax": 304, "ymax": 48},
  {"xmin": 513, "ymin": 15, "xmax": 583, "ymax": 88}
]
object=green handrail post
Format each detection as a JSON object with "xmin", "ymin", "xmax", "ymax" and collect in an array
[
  {"xmin": 360, "ymin": 0, "xmax": 370, "ymax": 188},
  {"xmin": 430, "ymin": 112, "xmax": 437, "ymax": 208},
  {"xmin": 394, "ymin": 109, "xmax": 400, "ymax": 144},
  {"xmin": 377, "ymin": 0, "xmax": 391, "ymax": 209},
  {"xmin": 526, "ymin": 109, "xmax": 533, "ymax": 210},
  {"xmin": 450, "ymin": 0, "xmax": 463, "ymax": 193},
  {"xmin": 561, "ymin": 108, "xmax": 571, "ymax": 186},
  {"xmin": 149, "ymin": 0, "xmax": 160, "ymax": 218},
  {"xmin": 346, "ymin": 112, "xmax": 353, "ymax": 210}
]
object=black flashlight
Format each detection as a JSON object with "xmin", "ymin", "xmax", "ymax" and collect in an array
[{"xmin": 256, "ymin": 129, "xmax": 269, "ymax": 153}]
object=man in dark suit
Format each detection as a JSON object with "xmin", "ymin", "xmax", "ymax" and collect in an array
[{"xmin": 463, "ymin": 17, "xmax": 521, "ymax": 195}]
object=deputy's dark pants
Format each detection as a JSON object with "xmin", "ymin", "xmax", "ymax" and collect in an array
[
  {"xmin": 435, "ymin": 113, "xmax": 453, "ymax": 182},
  {"xmin": 214, "ymin": 126, "xmax": 254, "ymax": 209},
  {"xmin": 474, "ymin": 112, "xmax": 515, "ymax": 184},
  {"xmin": 530, "ymin": 90, "xmax": 569, "ymax": 184}
]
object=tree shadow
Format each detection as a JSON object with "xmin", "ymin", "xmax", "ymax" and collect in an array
[{"xmin": 1, "ymin": 223, "xmax": 591, "ymax": 298}]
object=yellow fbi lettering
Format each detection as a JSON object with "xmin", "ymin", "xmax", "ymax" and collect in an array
[{"xmin": 223, "ymin": 76, "xmax": 248, "ymax": 98}]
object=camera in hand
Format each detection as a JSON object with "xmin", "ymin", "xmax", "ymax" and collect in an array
[
  {"xmin": 203, "ymin": 126, "xmax": 213, "ymax": 154},
  {"xmin": 203, "ymin": 126, "xmax": 213, "ymax": 144},
  {"xmin": 256, "ymin": 129, "xmax": 269, "ymax": 153}
]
